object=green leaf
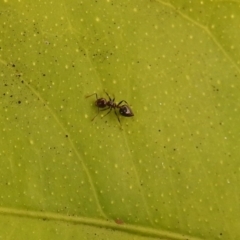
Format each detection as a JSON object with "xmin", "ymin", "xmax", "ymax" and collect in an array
[{"xmin": 1, "ymin": 0, "xmax": 239, "ymax": 239}]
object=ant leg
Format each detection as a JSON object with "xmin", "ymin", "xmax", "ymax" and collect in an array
[
  {"xmin": 91, "ymin": 107, "xmax": 109, "ymax": 121},
  {"xmin": 86, "ymin": 93, "xmax": 100, "ymax": 121},
  {"xmin": 104, "ymin": 91, "xmax": 112, "ymax": 101},
  {"xmin": 85, "ymin": 93, "xmax": 98, "ymax": 100},
  {"xmin": 99, "ymin": 107, "xmax": 110, "ymax": 111},
  {"xmin": 91, "ymin": 107, "xmax": 100, "ymax": 121},
  {"xmin": 114, "ymin": 108, "xmax": 121, "ymax": 125},
  {"xmin": 104, "ymin": 91, "xmax": 116, "ymax": 104},
  {"xmin": 117, "ymin": 100, "xmax": 128, "ymax": 107},
  {"xmin": 102, "ymin": 107, "xmax": 113, "ymax": 118}
]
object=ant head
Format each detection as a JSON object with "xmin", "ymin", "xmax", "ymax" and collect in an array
[
  {"xmin": 119, "ymin": 105, "xmax": 134, "ymax": 117},
  {"xmin": 96, "ymin": 98, "xmax": 107, "ymax": 108}
]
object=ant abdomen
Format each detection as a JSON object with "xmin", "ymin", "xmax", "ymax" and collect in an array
[{"xmin": 119, "ymin": 105, "xmax": 134, "ymax": 117}]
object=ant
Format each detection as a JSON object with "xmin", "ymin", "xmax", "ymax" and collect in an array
[{"xmin": 85, "ymin": 91, "xmax": 134, "ymax": 124}]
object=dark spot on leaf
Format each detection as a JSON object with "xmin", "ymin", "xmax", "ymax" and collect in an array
[{"xmin": 115, "ymin": 218, "xmax": 124, "ymax": 225}]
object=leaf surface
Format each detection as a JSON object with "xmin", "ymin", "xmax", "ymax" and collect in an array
[{"xmin": 0, "ymin": 0, "xmax": 239, "ymax": 239}]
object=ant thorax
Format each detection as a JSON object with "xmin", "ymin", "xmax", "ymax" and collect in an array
[{"xmin": 107, "ymin": 99, "xmax": 116, "ymax": 108}]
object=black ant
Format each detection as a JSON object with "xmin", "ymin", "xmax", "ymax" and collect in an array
[{"xmin": 85, "ymin": 91, "xmax": 134, "ymax": 124}]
